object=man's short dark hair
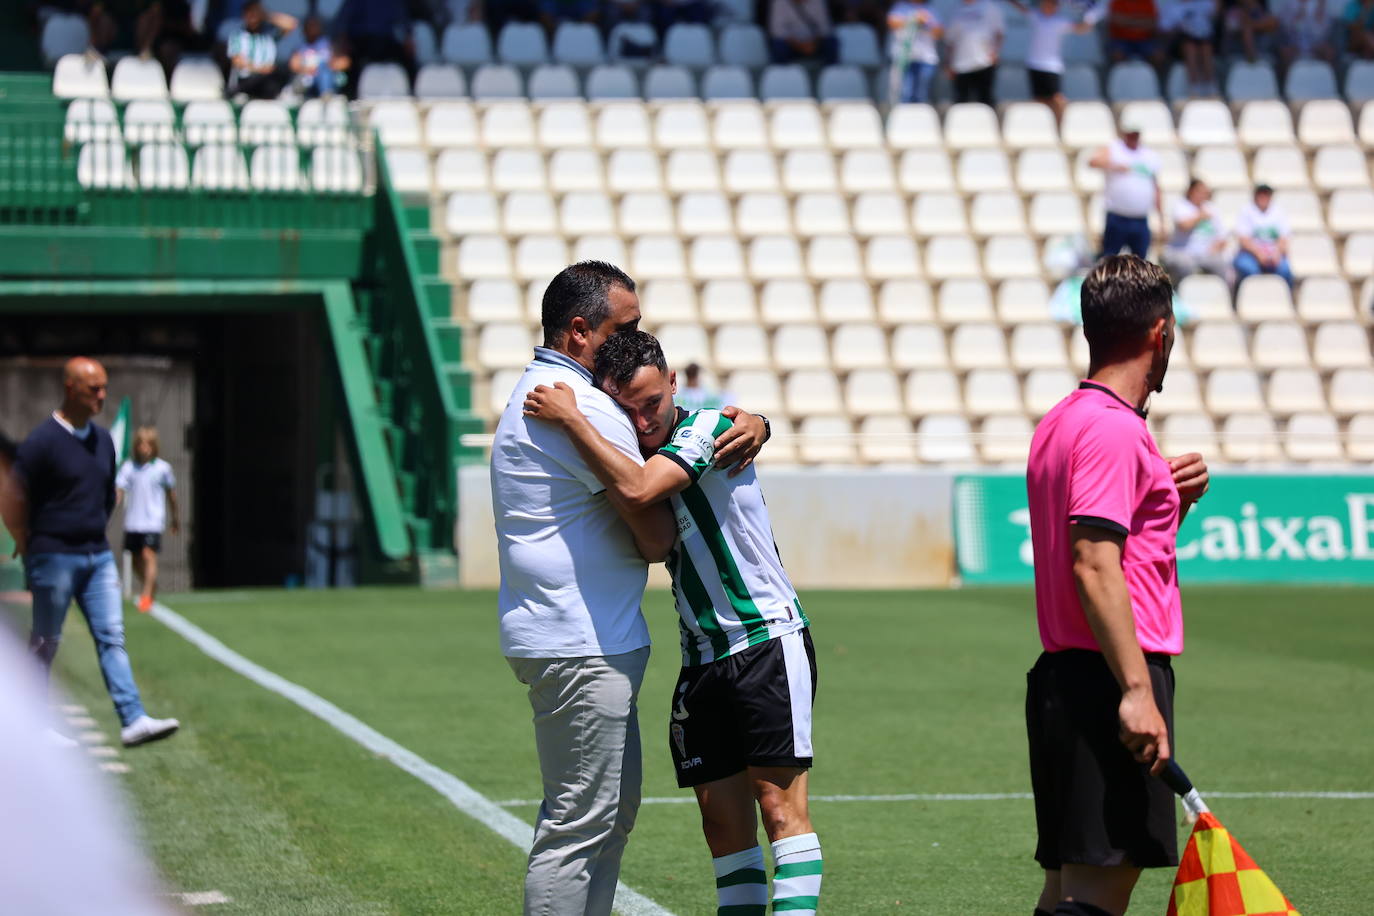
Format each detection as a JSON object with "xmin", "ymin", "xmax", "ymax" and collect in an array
[
  {"xmin": 593, "ymin": 330, "xmax": 667, "ymax": 393},
  {"xmin": 1081, "ymin": 255, "xmax": 1173, "ymax": 363},
  {"xmin": 0, "ymin": 430, "xmax": 15, "ymax": 463},
  {"xmin": 540, "ymin": 261, "xmax": 636, "ymax": 348}
]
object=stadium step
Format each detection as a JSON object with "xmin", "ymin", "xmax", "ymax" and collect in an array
[
  {"xmin": 419, "ymin": 277, "xmax": 451, "ymax": 319},
  {"xmin": 408, "ymin": 232, "xmax": 442, "ymax": 275},
  {"xmin": 431, "ymin": 319, "xmax": 464, "ymax": 363},
  {"xmin": 401, "ymin": 204, "xmax": 430, "ymax": 232}
]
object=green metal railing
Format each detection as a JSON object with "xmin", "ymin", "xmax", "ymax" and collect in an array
[{"xmin": 364, "ymin": 138, "xmax": 484, "ymax": 558}]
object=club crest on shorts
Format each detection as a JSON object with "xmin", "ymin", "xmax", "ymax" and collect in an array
[{"xmin": 671, "ymin": 722, "xmax": 687, "ymax": 759}]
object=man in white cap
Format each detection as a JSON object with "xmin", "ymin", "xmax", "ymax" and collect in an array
[{"xmin": 1089, "ymin": 118, "xmax": 1163, "ymax": 259}]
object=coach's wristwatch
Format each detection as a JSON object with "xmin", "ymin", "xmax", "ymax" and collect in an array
[{"xmin": 758, "ymin": 414, "xmax": 772, "ymax": 442}]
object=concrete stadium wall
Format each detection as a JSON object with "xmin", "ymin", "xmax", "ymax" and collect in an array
[{"xmin": 458, "ymin": 465, "xmax": 955, "ymax": 589}]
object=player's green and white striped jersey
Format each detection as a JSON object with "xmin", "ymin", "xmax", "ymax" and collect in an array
[{"xmin": 658, "ymin": 409, "xmax": 809, "ymax": 666}]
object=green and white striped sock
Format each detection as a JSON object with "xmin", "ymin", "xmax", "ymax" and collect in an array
[
  {"xmin": 713, "ymin": 845, "xmax": 767, "ymax": 915},
  {"xmin": 770, "ymin": 832, "xmax": 823, "ymax": 914}
]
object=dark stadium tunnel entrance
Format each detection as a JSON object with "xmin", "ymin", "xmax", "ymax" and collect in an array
[{"xmin": 0, "ymin": 305, "xmax": 353, "ymax": 589}]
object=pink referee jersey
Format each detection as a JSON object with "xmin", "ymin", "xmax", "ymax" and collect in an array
[{"xmin": 1026, "ymin": 381, "xmax": 1184, "ymax": 656}]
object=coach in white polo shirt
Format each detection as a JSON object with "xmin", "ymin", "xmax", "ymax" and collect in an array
[{"xmin": 493, "ymin": 261, "xmax": 768, "ymax": 916}]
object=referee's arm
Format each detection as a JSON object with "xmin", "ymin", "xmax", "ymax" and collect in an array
[{"xmin": 1071, "ymin": 525, "xmax": 1171, "ymax": 774}]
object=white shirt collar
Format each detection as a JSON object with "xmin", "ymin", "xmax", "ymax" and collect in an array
[{"xmin": 52, "ymin": 411, "xmax": 92, "ymax": 439}]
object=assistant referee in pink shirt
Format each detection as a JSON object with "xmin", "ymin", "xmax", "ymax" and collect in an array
[{"xmin": 1024, "ymin": 255, "xmax": 1210, "ymax": 916}]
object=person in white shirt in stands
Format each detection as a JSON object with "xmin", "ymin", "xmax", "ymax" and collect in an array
[
  {"xmin": 492, "ymin": 261, "xmax": 769, "ymax": 916},
  {"xmin": 116, "ymin": 426, "xmax": 179, "ymax": 614},
  {"xmin": 1089, "ymin": 118, "xmax": 1164, "ymax": 259},
  {"xmin": 944, "ymin": 0, "xmax": 1004, "ymax": 105},
  {"xmin": 1009, "ymin": 0, "xmax": 1105, "ymax": 121},
  {"xmin": 1233, "ymin": 183, "xmax": 1294, "ymax": 288},
  {"xmin": 887, "ymin": 0, "xmax": 943, "ymax": 103},
  {"xmin": 769, "ymin": 0, "xmax": 839, "ymax": 64},
  {"xmin": 1162, "ymin": 178, "xmax": 1233, "ymax": 287}
]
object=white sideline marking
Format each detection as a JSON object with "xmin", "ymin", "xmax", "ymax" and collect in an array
[
  {"xmin": 65, "ymin": 715, "xmax": 98, "ymax": 728},
  {"xmin": 99, "ymin": 761, "xmax": 131, "ymax": 774},
  {"xmin": 59, "ymin": 704, "xmax": 89, "ymax": 715},
  {"xmin": 77, "ymin": 729, "xmax": 106, "ymax": 744},
  {"xmin": 495, "ymin": 790, "xmax": 1374, "ymax": 807},
  {"xmin": 173, "ymin": 891, "xmax": 232, "ymax": 906},
  {"xmin": 149, "ymin": 602, "xmax": 674, "ymax": 916},
  {"xmin": 87, "ymin": 745, "xmax": 120, "ymax": 758}
]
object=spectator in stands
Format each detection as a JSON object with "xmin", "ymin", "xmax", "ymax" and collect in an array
[
  {"xmin": 290, "ymin": 15, "xmax": 350, "ymax": 97},
  {"xmin": 1089, "ymin": 118, "xmax": 1163, "ymax": 259},
  {"xmin": 944, "ymin": 0, "xmax": 1004, "ymax": 106},
  {"xmin": 1162, "ymin": 0, "xmax": 1217, "ymax": 96},
  {"xmin": 333, "ymin": 0, "xmax": 415, "ymax": 95},
  {"xmin": 1276, "ymin": 0, "xmax": 1335, "ymax": 68},
  {"xmin": 887, "ymin": 0, "xmax": 942, "ymax": 104},
  {"xmin": 110, "ymin": 0, "xmax": 207, "ymax": 76},
  {"xmin": 1009, "ymin": 0, "xmax": 1105, "ymax": 121},
  {"xmin": 1106, "ymin": 0, "xmax": 1165, "ymax": 67},
  {"xmin": 1163, "ymin": 179, "xmax": 1233, "ymax": 287},
  {"xmin": 224, "ymin": 0, "xmax": 296, "ymax": 100},
  {"xmin": 539, "ymin": 0, "xmax": 599, "ymax": 35},
  {"xmin": 1344, "ymin": 0, "xmax": 1374, "ymax": 59},
  {"xmin": 1233, "ymin": 183, "xmax": 1294, "ymax": 288},
  {"xmin": 837, "ymin": 0, "xmax": 889, "ymax": 35},
  {"xmin": 653, "ymin": 0, "xmax": 714, "ymax": 36},
  {"xmin": 676, "ymin": 363, "xmax": 729, "ymax": 412},
  {"xmin": 1224, "ymin": 0, "xmax": 1278, "ymax": 62},
  {"xmin": 768, "ymin": 0, "xmax": 839, "ymax": 64}
]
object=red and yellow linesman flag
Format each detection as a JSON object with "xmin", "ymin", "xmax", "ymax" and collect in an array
[{"xmin": 1165, "ymin": 812, "xmax": 1301, "ymax": 916}]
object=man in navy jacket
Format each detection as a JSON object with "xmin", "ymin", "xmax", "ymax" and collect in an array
[{"xmin": 4, "ymin": 358, "xmax": 179, "ymax": 747}]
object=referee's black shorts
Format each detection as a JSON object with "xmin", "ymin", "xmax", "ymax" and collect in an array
[{"xmin": 1026, "ymin": 649, "xmax": 1178, "ymax": 870}]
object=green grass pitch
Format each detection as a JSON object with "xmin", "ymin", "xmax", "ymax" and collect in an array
[{"xmin": 11, "ymin": 585, "xmax": 1374, "ymax": 914}]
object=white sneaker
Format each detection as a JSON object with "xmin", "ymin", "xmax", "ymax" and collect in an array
[
  {"xmin": 45, "ymin": 728, "xmax": 80, "ymax": 749},
  {"xmin": 120, "ymin": 715, "xmax": 180, "ymax": 747}
]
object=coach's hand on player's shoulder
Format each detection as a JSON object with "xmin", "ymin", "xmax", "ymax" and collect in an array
[
  {"xmin": 1168, "ymin": 452, "xmax": 1210, "ymax": 504},
  {"xmin": 1118, "ymin": 687, "xmax": 1171, "ymax": 775},
  {"xmin": 522, "ymin": 382, "xmax": 580, "ymax": 427},
  {"xmin": 714, "ymin": 408, "xmax": 767, "ymax": 477}
]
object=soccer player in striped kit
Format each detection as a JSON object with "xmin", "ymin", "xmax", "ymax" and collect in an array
[{"xmin": 523, "ymin": 329, "xmax": 822, "ymax": 916}]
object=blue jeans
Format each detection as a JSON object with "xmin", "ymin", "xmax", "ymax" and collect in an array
[
  {"xmin": 1234, "ymin": 250, "xmax": 1294, "ymax": 288},
  {"xmin": 899, "ymin": 61, "xmax": 936, "ymax": 104},
  {"xmin": 1102, "ymin": 212, "xmax": 1152, "ymax": 258},
  {"xmin": 26, "ymin": 550, "xmax": 145, "ymax": 726}
]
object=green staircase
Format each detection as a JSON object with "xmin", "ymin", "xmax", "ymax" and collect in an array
[
  {"xmin": 360, "ymin": 145, "xmax": 485, "ymax": 584},
  {"xmin": 0, "ymin": 78, "xmax": 484, "ymax": 584}
]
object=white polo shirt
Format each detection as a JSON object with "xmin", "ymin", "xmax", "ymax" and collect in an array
[{"xmin": 491, "ymin": 347, "xmax": 652, "ymax": 659}]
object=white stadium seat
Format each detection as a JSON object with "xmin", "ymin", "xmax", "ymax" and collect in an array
[
  {"xmin": 53, "ymin": 53, "xmax": 109, "ymax": 98},
  {"xmin": 443, "ymin": 23, "xmax": 492, "ymax": 65},
  {"xmin": 249, "ymin": 146, "xmax": 303, "ymax": 191},
  {"xmin": 1266, "ymin": 368, "xmax": 1326, "ymax": 415},
  {"xmin": 892, "ymin": 326, "xmax": 950, "ymax": 370},
  {"xmin": 618, "ymin": 192, "xmax": 670, "ymax": 236},
  {"xmin": 1236, "ymin": 100, "xmax": 1295, "ymax": 148},
  {"xmin": 359, "ymin": 62, "xmax": 409, "ymax": 98},
  {"xmin": 110, "ymin": 56, "xmax": 166, "ymax": 100},
  {"xmin": 415, "ymin": 63, "xmax": 466, "ymax": 98},
  {"xmin": 905, "ymin": 369, "xmax": 962, "ymax": 414},
  {"xmin": 1285, "ymin": 412, "xmax": 1343, "ymax": 462}
]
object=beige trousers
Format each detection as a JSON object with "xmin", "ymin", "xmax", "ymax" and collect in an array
[{"xmin": 507, "ymin": 647, "xmax": 651, "ymax": 916}]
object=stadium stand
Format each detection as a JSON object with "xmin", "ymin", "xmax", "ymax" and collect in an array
[{"xmin": 15, "ymin": 0, "xmax": 1374, "ymax": 469}]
